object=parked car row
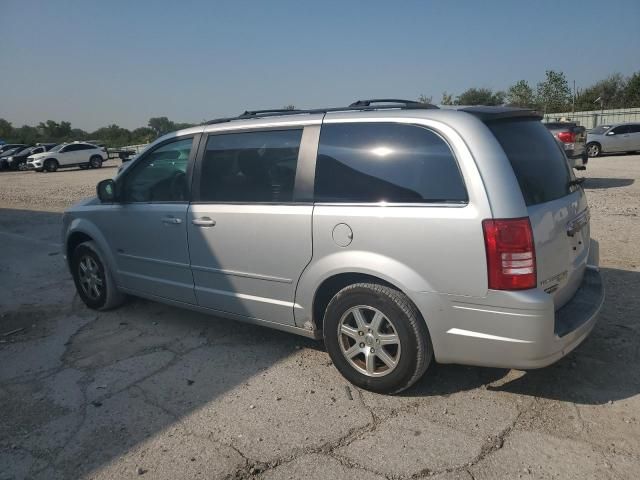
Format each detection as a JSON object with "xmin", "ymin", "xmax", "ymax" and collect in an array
[{"xmin": 0, "ymin": 141, "xmax": 109, "ymax": 172}]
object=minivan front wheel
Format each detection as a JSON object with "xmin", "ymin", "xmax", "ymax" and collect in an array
[
  {"xmin": 71, "ymin": 241, "xmax": 125, "ymax": 310},
  {"xmin": 323, "ymin": 283, "xmax": 432, "ymax": 394}
]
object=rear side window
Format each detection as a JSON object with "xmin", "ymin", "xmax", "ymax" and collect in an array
[
  {"xmin": 200, "ymin": 129, "xmax": 302, "ymax": 203},
  {"xmin": 610, "ymin": 125, "xmax": 631, "ymax": 135},
  {"xmin": 314, "ymin": 123, "xmax": 467, "ymax": 203},
  {"xmin": 487, "ymin": 120, "xmax": 572, "ymax": 206},
  {"xmin": 629, "ymin": 124, "xmax": 640, "ymax": 134}
]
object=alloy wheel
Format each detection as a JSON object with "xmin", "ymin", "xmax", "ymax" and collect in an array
[
  {"xmin": 337, "ymin": 305, "xmax": 401, "ymax": 377},
  {"xmin": 77, "ymin": 255, "xmax": 103, "ymax": 300}
]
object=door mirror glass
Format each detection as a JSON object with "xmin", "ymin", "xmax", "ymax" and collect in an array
[
  {"xmin": 606, "ymin": 131, "xmax": 616, "ymax": 136},
  {"xmin": 97, "ymin": 179, "xmax": 116, "ymax": 202}
]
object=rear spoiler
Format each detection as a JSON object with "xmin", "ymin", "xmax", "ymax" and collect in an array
[{"xmin": 458, "ymin": 106, "xmax": 543, "ymax": 121}]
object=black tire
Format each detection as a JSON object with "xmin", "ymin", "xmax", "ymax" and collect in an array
[
  {"xmin": 89, "ymin": 156, "xmax": 103, "ymax": 168},
  {"xmin": 586, "ymin": 142, "xmax": 601, "ymax": 158},
  {"xmin": 323, "ymin": 282, "xmax": 432, "ymax": 394},
  {"xmin": 71, "ymin": 241, "xmax": 126, "ymax": 311},
  {"xmin": 44, "ymin": 159, "xmax": 58, "ymax": 172}
]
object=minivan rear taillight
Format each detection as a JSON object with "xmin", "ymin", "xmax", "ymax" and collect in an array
[
  {"xmin": 482, "ymin": 218, "xmax": 536, "ymax": 290},
  {"xmin": 556, "ymin": 131, "xmax": 576, "ymax": 143}
]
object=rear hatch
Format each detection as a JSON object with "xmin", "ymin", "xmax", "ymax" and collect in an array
[{"xmin": 487, "ymin": 119, "xmax": 590, "ymax": 309}]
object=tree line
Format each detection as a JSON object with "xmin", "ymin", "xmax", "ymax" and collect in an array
[
  {"xmin": 419, "ymin": 70, "xmax": 640, "ymax": 113},
  {"xmin": 0, "ymin": 116, "xmax": 195, "ymax": 149},
  {"xmin": 2, "ymin": 71, "xmax": 639, "ymax": 148}
]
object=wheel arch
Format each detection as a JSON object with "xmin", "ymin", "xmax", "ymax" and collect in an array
[
  {"xmin": 65, "ymin": 218, "xmax": 119, "ymax": 281},
  {"xmin": 295, "ymin": 251, "xmax": 437, "ymax": 333}
]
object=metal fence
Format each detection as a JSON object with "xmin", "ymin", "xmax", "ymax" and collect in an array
[{"xmin": 543, "ymin": 108, "xmax": 640, "ymax": 129}]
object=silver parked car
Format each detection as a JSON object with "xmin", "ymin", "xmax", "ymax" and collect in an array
[
  {"xmin": 62, "ymin": 100, "xmax": 604, "ymax": 394},
  {"xmin": 586, "ymin": 122, "xmax": 640, "ymax": 157}
]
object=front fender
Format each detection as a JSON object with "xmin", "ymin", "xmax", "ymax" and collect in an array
[
  {"xmin": 64, "ymin": 216, "xmax": 119, "ymax": 282},
  {"xmin": 294, "ymin": 250, "xmax": 437, "ymax": 329}
]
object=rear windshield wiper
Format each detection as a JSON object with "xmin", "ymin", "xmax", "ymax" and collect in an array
[{"xmin": 568, "ymin": 178, "xmax": 585, "ymax": 188}]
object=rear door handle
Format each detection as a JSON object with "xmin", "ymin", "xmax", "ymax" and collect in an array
[
  {"xmin": 192, "ymin": 217, "xmax": 216, "ymax": 227},
  {"xmin": 161, "ymin": 216, "xmax": 182, "ymax": 225}
]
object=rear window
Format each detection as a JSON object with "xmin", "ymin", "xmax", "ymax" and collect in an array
[
  {"xmin": 315, "ymin": 123, "xmax": 467, "ymax": 203},
  {"xmin": 487, "ymin": 119, "xmax": 572, "ymax": 206}
]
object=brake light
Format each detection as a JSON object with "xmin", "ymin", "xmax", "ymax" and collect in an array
[
  {"xmin": 556, "ymin": 131, "xmax": 576, "ymax": 143},
  {"xmin": 482, "ymin": 218, "xmax": 536, "ymax": 290}
]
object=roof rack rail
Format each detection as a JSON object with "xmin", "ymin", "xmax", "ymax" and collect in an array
[
  {"xmin": 349, "ymin": 98, "xmax": 437, "ymax": 109},
  {"xmin": 203, "ymin": 99, "xmax": 439, "ymax": 125},
  {"xmin": 240, "ymin": 108, "xmax": 302, "ymax": 117}
]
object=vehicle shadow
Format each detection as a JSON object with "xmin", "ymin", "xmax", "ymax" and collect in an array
[
  {"xmin": 582, "ymin": 177, "xmax": 635, "ymax": 189},
  {"xmin": 404, "ymin": 266, "xmax": 640, "ymax": 405}
]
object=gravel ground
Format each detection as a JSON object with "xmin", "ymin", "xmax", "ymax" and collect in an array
[{"xmin": 0, "ymin": 155, "xmax": 639, "ymax": 479}]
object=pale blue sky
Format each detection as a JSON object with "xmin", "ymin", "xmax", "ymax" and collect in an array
[{"xmin": 1, "ymin": 0, "xmax": 639, "ymax": 130}]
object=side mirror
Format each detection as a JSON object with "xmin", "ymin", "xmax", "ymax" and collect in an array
[
  {"xmin": 606, "ymin": 131, "xmax": 615, "ymax": 136},
  {"xmin": 97, "ymin": 179, "xmax": 116, "ymax": 202}
]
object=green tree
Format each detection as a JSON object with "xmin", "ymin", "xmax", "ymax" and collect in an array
[
  {"xmin": 148, "ymin": 116, "xmax": 176, "ymax": 137},
  {"xmin": 536, "ymin": 70, "xmax": 571, "ymax": 113},
  {"xmin": 90, "ymin": 124, "xmax": 132, "ymax": 147},
  {"xmin": 282, "ymin": 104, "xmax": 296, "ymax": 110},
  {"xmin": 455, "ymin": 88, "xmax": 505, "ymax": 106},
  {"xmin": 506, "ymin": 80, "xmax": 536, "ymax": 108},
  {"xmin": 0, "ymin": 119, "xmax": 13, "ymax": 140},
  {"xmin": 626, "ymin": 72, "xmax": 640, "ymax": 107},
  {"xmin": 417, "ymin": 94, "xmax": 432, "ymax": 104},
  {"xmin": 441, "ymin": 91, "xmax": 454, "ymax": 105},
  {"xmin": 131, "ymin": 127, "xmax": 156, "ymax": 144},
  {"xmin": 37, "ymin": 120, "xmax": 72, "ymax": 141},
  {"xmin": 575, "ymin": 73, "xmax": 627, "ymax": 111},
  {"xmin": 13, "ymin": 125, "xmax": 41, "ymax": 144}
]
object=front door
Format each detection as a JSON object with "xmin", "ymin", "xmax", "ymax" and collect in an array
[
  {"xmin": 106, "ymin": 135, "xmax": 199, "ymax": 304},
  {"xmin": 188, "ymin": 127, "xmax": 314, "ymax": 325}
]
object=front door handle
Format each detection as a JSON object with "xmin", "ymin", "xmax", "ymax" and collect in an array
[
  {"xmin": 161, "ymin": 216, "xmax": 182, "ymax": 225},
  {"xmin": 192, "ymin": 217, "xmax": 216, "ymax": 227}
]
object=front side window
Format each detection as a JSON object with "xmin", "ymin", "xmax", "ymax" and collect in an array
[
  {"xmin": 121, "ymin": 137, "xmax": 193, "ymax": 202},
  {"xmin": 199, "ymin": 129, "xmax": 302, "ymax": 203},
  {"xmin": 314, "ymin": 123, "xmax": 467, "ymax": 203}
]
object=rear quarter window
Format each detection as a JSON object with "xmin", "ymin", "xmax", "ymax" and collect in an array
[
  {"xmin": 314, "ymin": 122, "xmax": 467, "ymax": 203},
  {"xmin": 487, "ymin": 119, "xmax": 572, "ymax": 206}
]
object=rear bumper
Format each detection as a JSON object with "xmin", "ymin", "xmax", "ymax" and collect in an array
[{"xmin": 420, "ymin": 266, "xmax": 604, "ymax": 370}]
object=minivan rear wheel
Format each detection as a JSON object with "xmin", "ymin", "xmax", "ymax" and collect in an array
[
  {"xmin": 323, "ymin": 283, "xmax": 432, "ymax": 394},
  {"xmin": 71, "ymin": 241, "xmax": 125, "ymax": 310}
]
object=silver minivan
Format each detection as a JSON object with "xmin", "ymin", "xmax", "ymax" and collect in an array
[{"xmin": 62, "ymin": 100, "xmax": 604, "ymax": 393}]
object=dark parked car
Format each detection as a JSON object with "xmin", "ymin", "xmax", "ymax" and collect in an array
[
  {"xmin": 544, "ymin": 122, "xmax": 588, "ymax": 170},
  {"xmin": 2, "ymin": 143, "xmax": 57, "ymax": 170},
  {"xmin": 0, "ymin": 144, "xmax": 27, "ymax": 170}
]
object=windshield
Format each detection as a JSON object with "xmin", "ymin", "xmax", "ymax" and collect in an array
[
  {"xmin": 16, "ymin": 147, "xmax": 33, "ymax": 155},
  {"xmin": 49, "ymin": 144, "xmax": 65, "ymax": 152},
  {"xmin": 590, "ymin": 125, "xmax": 610, "ymax": 135}
]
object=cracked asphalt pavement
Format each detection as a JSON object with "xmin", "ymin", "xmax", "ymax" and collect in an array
[{"xmin": 1, "ymin": 156, "xmax": 639, "ymax": 479}]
